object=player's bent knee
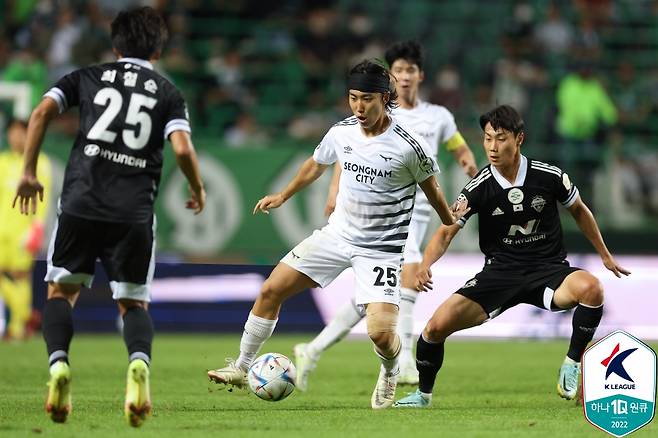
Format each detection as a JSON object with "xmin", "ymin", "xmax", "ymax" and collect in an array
[
  {"xmin": 423, "ymin": 319, "xmax": 451, "ymax": 343},
  {"xmin": 259, "ymin": 279, "xmax": 284, "ymax": 305},
  {"xmin": 578, "ymin": 276, "xmax": 604, "ymax": 307},
  {"xmin": 366, "ymin": 309, "xmax": 400, "ymax": 358}
]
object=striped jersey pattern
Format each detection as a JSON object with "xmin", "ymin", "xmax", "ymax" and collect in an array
[
  {"xmin": 313, "ymin": 116, "xmax": 438, "ymax": 253},
  {"xmin": 391, "ymin": 101, "xmax": 459, "ymax": 221}
]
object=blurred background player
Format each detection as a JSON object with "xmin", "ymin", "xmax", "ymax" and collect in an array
[
  {"xmin": 294, "ymin": 40, "xmax": 478, "ymax": 390},
  {"xmin": 394, "ymin": 104, "xmax": 629, "ymax": 408},
  {"xmin": 0, "ymin": 119, "xmax": 51, "ymax": 341},
  {"xmin": 13, "ymin": 7, "xmax": 206, "ymax": 426},
  {"xmin": 207, "ymin": 59, "xmax": 465, "ymax": 409}
]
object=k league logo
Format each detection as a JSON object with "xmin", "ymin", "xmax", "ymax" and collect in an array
[
  {"xmin": 602, "ymin": 343, "xmax": 637, "ymax": 383},
  {"xmin": 583, "ymin": 330, "xmax": 656, "ymax": 437}
]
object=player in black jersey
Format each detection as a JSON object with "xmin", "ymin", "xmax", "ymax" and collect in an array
[
  {"xmin": 13, "ymin": 7, "xmax": 205, "ymax": 426},
  {"xmin": 394, "ymin": 104, "xmax": 630, "ymax": 408}
]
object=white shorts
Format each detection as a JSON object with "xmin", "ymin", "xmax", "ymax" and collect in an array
[
  {"xmin": 280, "ymin": 227, "xmax": 402, "ymax": 306},
  {"xmin": 402, "ymin": 215, "xmax": 430, "ymax": 265}
]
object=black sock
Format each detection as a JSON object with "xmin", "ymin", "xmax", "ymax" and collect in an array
[
  {"xmin": 416, "ymin": 334, "xmax": 444, "ymax": 394},
  {"xmin": 42, "ymin": 298, "xmax": 74, "ymax": 366},
  {"xmin": 567, "ymin": 304, "xmax": 603, "ymax": 362},
  {"xmin": 122, "ymin": 307, "xmax": 154, "ymax": 366}
]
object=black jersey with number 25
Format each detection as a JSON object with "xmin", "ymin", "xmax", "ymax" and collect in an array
[
  {"xmin": 456, "ymin": 156, "xmax": 580, "ymax": 266},
  {"xmin": 45, "ymin": 58, "xmax": 191, "ymax": 223}
]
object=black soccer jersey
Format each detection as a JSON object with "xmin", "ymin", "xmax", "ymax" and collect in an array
[
  {"xmin": 456, "ymin": 155, "xmax": 579, "ymax": 266},
  {"xmin": 44, "ymin": 57, "xmax": 191, "ymax": 223}
]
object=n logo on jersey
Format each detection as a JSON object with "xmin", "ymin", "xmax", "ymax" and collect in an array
[{"xmin": 507, "ymin": 219, "xmax": 540, "ymax": 236}]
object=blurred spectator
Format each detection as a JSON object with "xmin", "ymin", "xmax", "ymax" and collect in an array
[
  {"xmin": 0, "ymin": 119, "xmax": 51, "ymax": 341},
  {"xmin": 224, "ymin": 112, "xmax": 269, "ymax": 148},
  {"xmin": 2, "ymin": 48, "xmax": 47, "ymax": 110},
  {"xmin": 428, "ymin": 65, "xmax": 463, "ymax": 114},
  {"xmin": 555, "ymin": 60, "xmax": 617, "ymax": 205},
  {"xmin": 610, "ymin": 61, "xmax": 650, "ymax": 137},
  {"xmin": 46, "ymin": 6, "xmax": 82, "ymax": 81},
  {"xmin": 491, "ymin": 32, "xmax": 547, "ymax": 114},
  {"xmin": 72, "ymin": 2, "xmax": 113, "ymax": 67},
  {"xmin": 287, "ymin": 91, "xmax": 337, "ymax": 141},
  {"xmin": 534, "ymin": 3, "xmax": 574, "ymax": 55},
  {"xmin": 572, "ymin": 14, "xmax": 602, "ymax": 60}
]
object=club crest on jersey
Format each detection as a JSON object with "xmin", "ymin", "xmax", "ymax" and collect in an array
[
  {"xmin": 531, "ymin": 195, "xmax": 546, "ymax": 213},
  {"xmin": 507, "ymin": 188, "xmax": 524, "ymax": 204},
  {"xmin": 420, "ymin": 157, "xmax": 435, "ymax": 173}
]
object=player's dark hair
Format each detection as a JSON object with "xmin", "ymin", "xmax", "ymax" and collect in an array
[
  {"xmin": 348, "ymin": 60, "xmax": 399, "ymax": 112},
  {"xmin": 111, "ymin": 7, "xmax": 168, "ymax": 60},
  {"xmin": 385, "ymin": 40, "xmax": 424, "ymax": 71},
  {"xmin": 479, "ymin": 104, "xmax": 525, "ymax": 136}
]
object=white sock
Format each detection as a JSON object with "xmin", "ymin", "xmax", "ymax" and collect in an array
[
  {"xmin": 375, "ymin": 339, "xmax": 401, "ymax": 377},
  {"xmin": 564, "ymin": 356, "xmax": 578, "ymax": 365},
  {"xmin": 307, "ymin": 298, "xmax": 364, "ymax": 357},
  {"xmin": 398, "ymin": 287, "xmax": 417, "ymax": 364},
  {"xmin": 236, "ymin": 312, "xmax": 277, "ymax": 371},
  {"xmin": 419, "ymin": 391, "xmax": 432, "ymax": 401}
]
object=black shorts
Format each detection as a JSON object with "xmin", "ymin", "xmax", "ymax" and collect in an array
[
  {"xmin": 45, "ymin": 211, "xmax": 156, "ymax": 302},
  {"xmin": 456, "ymin": 261, "xmax": 581, "ymax": 319}
]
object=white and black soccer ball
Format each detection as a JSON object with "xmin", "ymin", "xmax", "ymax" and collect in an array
[{"xmin": 248, "ymin": 353, "xmax": 296, "ymax": 401}]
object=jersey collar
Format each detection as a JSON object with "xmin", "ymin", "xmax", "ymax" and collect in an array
[
  {"xmin": 117, "ymin": 57, "xmax": 154, "ymax": 70},
  {"xmin": 490, "ymin": 154, "xmax": 527, "ymax": 188}
]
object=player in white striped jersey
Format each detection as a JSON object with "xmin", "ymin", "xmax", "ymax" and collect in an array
[
  {"xmin": 207, "ymin": 60, "xmax": 467, "ymax": 409},
  {"xmin": 295, "ymin": 41, "xmax": 478, "ymax": 388},
  {"xmin": 394, "ymin": 105, "xmax": 629, "ymax": 408}
]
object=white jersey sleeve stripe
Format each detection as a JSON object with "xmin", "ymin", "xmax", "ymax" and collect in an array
[
  {"xmin": 561, "ymin": 186, "xmax": 579, "ymax": 207},
  {"xmin": 44, "ymin": 87, "xmax": 67, "ymax": 113},
  {"xmin": 465, "ymin": 169, "xmax": 491, "ymax": 192},
  {"xmin": 164, "ymin": 119, "xmax": 192, "ymax": 139},
  {"xmin": 531, "ymin": 160, "xmax": 561, "ymax": 173},
  {"xmin": 393, "ymin": 125, "xmax": 427, "ymax": 161},
  {"xmin": 530, "ymin": 165, "xmax": 561, "ymax": 177}
]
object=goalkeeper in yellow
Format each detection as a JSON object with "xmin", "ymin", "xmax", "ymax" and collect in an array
[{"xmin": 0, "ymin": 119, "xmax": 51, "ymax": 340}]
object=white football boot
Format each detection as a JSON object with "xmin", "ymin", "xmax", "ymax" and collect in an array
[{"xmin": 371, "ymin": 365, "xmax": 399, "ymax": 409}]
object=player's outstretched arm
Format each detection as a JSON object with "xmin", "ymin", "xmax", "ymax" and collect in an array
[
  {"xmin": 324, "ymin": 162, "xmax": 341, "ymax": 217},
  {"xmin": 253, "ymin": 157, "xmax": 328, "ymax": 215},
  {"xmin": 170, "ymin": 130, "xmax": 205, "ymax": 214},
  {"xmin": 415, "ymin": 223, "xmax": 461, "ymax": 291},
  {"xmin": 450, "ymin": 144, "xmax": 478, "ymax": 178},
  {"xmin": 13, "ymin": 97, "xmax": 59, "ymax": 215},
  {"xmin": 567, "ymin": 196, "xmax": 631, "ymax": 278},
  {"xmin": 418, "ymin": 175, "xmax": 469, "ymax": 225}
]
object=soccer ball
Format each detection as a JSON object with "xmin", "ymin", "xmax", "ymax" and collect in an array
[{"xmin": 248, "ymin": 352, "xmax": 296, "ymax": 401}]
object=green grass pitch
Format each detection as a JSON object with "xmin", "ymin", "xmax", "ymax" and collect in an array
[{"xmin": 1, "ymin": 334, "xmax": 655, "ymax": 437}]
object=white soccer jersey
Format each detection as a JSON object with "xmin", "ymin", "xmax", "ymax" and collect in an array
[
  {"xmin": 391, "ymin": 101, "xmax": 458, "ymax": 222},
  {"xmin": 313, "ymin": 115, "xmax": 439, "ymax": 254}
]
